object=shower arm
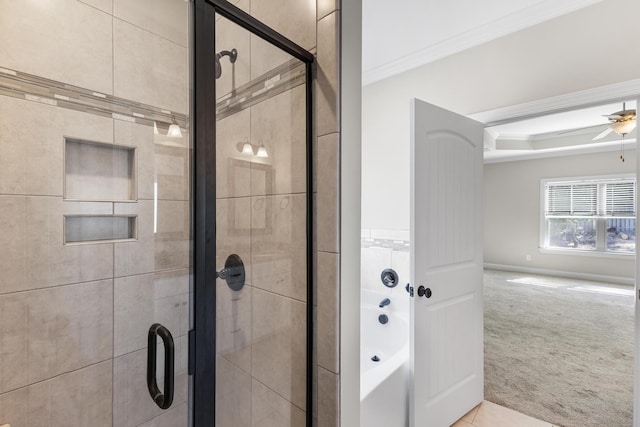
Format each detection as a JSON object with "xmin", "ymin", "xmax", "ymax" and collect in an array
[
  {"xmin": 216, "ymin": 48, "xmax": 238, "ymax": 63},
  {"xmin": 214, "ymin": 48, "xmax": 238, "ymax": 79}
]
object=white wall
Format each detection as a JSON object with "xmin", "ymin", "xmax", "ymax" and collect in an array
[
  {"xmin": 362, "ymin": 0, "xmax": 640, "ymax": 232},
  {"xmin": 485, "ymin": 150, "xmax": 636, "ymax": 281}
]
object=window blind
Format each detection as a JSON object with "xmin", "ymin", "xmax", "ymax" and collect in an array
[
  {"xmin": 545, "ymin": 179, "xmax": 636, "ymax": 218},
  {"xmin": 605, "ymin": 181, "xmax": 636, "ymax": 216}
]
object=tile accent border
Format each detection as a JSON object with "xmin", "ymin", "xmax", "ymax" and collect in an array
[{"xmin": 0, "ymin": 66, "xmax": 187, "ymax": 128}]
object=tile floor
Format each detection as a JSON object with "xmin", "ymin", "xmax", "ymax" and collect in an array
[{"xmin": 452, "ymin": 400, "xmax": 558, "ymax": 427}]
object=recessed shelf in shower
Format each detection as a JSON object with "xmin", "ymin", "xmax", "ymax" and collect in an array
[
  {"xmin": 64, "ymin": 138, "xmax": 137, "ymax": 201},
  {"xmin": 64, "ymin": 215, "xmax": 137, "ymax": 244}
]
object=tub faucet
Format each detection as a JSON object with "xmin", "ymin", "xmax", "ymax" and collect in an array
[{"xmin": 379, "ymin": 298, "xmax": 391, "ymax": 308}]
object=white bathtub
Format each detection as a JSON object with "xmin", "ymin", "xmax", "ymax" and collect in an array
[{"xmin": 360, "ymin": 289, "xmax": 409, "ymax": 427}]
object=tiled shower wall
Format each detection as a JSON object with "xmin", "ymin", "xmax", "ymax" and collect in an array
[
  {"xmin": 0, "ymin": 1, "xmax": 190, "ymax": 426},
  {"xmin": 0, "ymin": 1, "xmax": 341, "ymax": 427}
]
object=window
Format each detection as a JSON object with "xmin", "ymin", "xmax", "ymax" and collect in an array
[{"xmin": 542, "ymin": 176, "xmax": 636, "ymax": 255}]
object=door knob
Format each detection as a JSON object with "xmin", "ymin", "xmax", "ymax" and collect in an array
[{"xmin": 417, "ymin": 286, "xmax": 432, "ymax": 298}]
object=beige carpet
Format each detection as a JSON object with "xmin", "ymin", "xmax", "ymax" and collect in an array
[{"xmin": 484, "ymin": 270, "xmax": 634, "ymax": 427}]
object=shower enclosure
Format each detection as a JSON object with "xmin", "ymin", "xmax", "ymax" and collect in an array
[
  {"xmin": 194, "ymin": 0, "xmax": 314, "ymax": 425},
  {"xmin": 0, "ymin": 0, "xmax": 313, "ymax": 425}
]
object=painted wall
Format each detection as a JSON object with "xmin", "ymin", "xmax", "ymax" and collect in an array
[
  {"xmin": 485, "ymin": 150, "xmax": 636, "ymax": 281},
  {"xmin": 362, "ymin": 0, "xmax": 640, "ymax": 232}
]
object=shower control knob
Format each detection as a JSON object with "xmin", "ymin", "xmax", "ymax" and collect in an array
[{"xmin": 417, "ymin": 286, "xmax": 432, "ymax": 298}]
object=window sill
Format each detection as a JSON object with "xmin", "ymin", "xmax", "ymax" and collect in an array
[{"xmin": 539, "ymin": 247, "xmax": 635, "ymax": 259}]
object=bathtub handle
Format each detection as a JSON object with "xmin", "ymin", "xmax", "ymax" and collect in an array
[{"xmin": 147, "ymin": 323, "xmax": 175, "ymax": 410}]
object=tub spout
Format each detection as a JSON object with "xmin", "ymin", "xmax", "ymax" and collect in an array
[{"xmin": 378, "ymin": 298, "xmax": 391, "ymax": 308}]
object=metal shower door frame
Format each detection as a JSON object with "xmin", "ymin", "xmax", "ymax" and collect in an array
[{"xmin": 191, "ymin": 1, "xmax": 314, "ymax": 425}]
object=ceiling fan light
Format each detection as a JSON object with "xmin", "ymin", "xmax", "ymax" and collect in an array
[{"xmin": 611, "ymin": 119, "xmax": 637, "ymax": 136}]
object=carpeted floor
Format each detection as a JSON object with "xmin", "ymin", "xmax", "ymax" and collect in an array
[{"xmin": 484, "ymin": 269, "xmax": 634, "ymax": 427}]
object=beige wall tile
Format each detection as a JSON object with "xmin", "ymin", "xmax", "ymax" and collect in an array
[
  {"xmin": 316, "ymin": 12, "xmax": 340, "ymax": 137},
  {"xmin": 0, "ymin": 97, "xmax": 113, "ymax": 197},
  {"xmin": 0, "ymin": 196, "xmax": 27, "ymax": 294},
  {"xmin": 113, "ymin": 19, "xmax": 188, "ymax": 114},
  {"xmin": 79, "ymin": 0, "xmax": 112, "ymax": 13},
  {"xmin": 217, "ymin": 197, "xmax": 252, "ymax": 279},
  {"xmin": 318, "ymin": 0, "xmax": 340, "ymax": 20},
  {"xmin": 216, "ymin": 281, "xmax": 252, "ymax": 373},
  {"xmin": 250, "ymin": 85, "xmax": 307, "ymax": 196},
  {"xmin": 113, "ymin": 348, "xmax": 188, "ymax": 427},
  {"xmin": 26, "ymin": 197, "xmax": 114, "ymax": 288},
  {"xmin": 316, "ymin": 133, "xmax": 340, "ymax": 253},
  {"xmin": 114, "ymin": 200, "xmax": 154, "ymax": 276},
  {"xmin": 251, "ymin": 379, "xmax": 305, "ymax": 427},
  {"xmin": 114, "ymin": 269, "xmax": 189, "ymax": 357},
  {"xmin": 317, "ymin": 252, "xmax": 339, "ymax": 373},
  {"xmin": 249, "ymin": 34, "xmax": 297, "ymax": 81},
  {"xmin": 251, "ymin": 194, "xmax": 307, "ymax": 301},
  {"xmin": 216, "ymin": 355, "xmax": 252, "ymax": 427},
  {"xmin": 114, "ymin": 0, "xmax": 189, "ymax": 47},
  {"xmin": 317, "ymin": 367, "xmax": 339, "ymax": 427},
  {"xmin": 216, "ymin": 2, "xmax": 251, "ymax": 97},
  {"xmin": 115, "ymin": 199, "xmax": 189, "ymax": 276},
  {"xmin": 153, "ymin": 143, "xmax": 190, "ymax": 202},
  {"xmin": 114, "ymin": 120, "xmax": 154, "ymax": 200},
  {"xmin": 139, "ymin": 402, "xmax": 189, "ymax": 427},
  {"xmin": 251, "ymin": 0, "xmax": 316, "ymax": 50},
  {"xmin": 116, "ymin": 119, "xmax": 189, "ymax": 202},
  {"xmin": 0, "ymin": 361, "xmax": 112, "ymax": 427},
  {"xmin": 217, "ymin": 109, "xmax": 252, "ymax": 198},
  {"xmin": 252, "ymin": 288, "xmax": 306, "ymax": 410},
  {"xmin": 154, "ymin": 200, "xmax": 190, "ymax": 270},
  {"xmin": 0, "ymin": 280, "xmax": 112, "ymax": 393},
  {"xmin": 0, "ymin": 0, "xmax": 113, "ymax": 94}
]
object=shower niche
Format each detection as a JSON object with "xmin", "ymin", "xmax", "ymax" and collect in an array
[
  {"xmin": 63, "ymin": 137, "xmax": 138, "ymax": 244},
  {"xmin": 64, "ymin": 138, "xmax": 137, "ymax": 201}
]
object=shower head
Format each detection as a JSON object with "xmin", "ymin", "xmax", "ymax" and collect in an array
[{"xmin": 215, "ymin": 48, "xmax": 238, "ymax": 79}]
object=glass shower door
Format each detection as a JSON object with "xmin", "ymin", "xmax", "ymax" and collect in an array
[{"xmin": 210, "ymin": 8, "xmax": 312, "ymax": 427}]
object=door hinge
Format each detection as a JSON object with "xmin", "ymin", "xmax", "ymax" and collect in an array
[
  {"xmin": 188, "ymin": 329, "xmax": 195, "ymax": 376},
  {"xmin": 405, "ymin": 283, "xmax": 414, "ymax": 297}
]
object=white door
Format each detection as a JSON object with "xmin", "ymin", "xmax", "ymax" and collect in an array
[{"xmin": 410, "ymin": 98, "xmax": 484, "ymax": 427}]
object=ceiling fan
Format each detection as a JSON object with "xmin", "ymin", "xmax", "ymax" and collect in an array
[{"xmin": 592, "ymin": 102, "xmax": 637, "ymax": 140}]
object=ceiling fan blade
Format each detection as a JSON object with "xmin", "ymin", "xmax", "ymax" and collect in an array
[{"xmin": 593, "ymin": 127, "xmax": 613, "ymax": 140}]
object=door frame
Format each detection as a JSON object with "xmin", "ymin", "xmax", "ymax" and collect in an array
[
  {"xmin": 191, "ymin": 1, "xmax": 315, "ymax": 425},
  {"xmin": 471, "ymin": 84, "xmax": 640, "ymax": 425}
]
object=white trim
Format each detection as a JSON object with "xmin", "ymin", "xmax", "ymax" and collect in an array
[
  {"xmin": 484, "ymin": 139, "xmax": 637, "ymax": 164},
  {"xmin": 363, "ymin": 0, "xmax": 605, "ymax": 86},
  {"xmin": 539, "ymin": 247, "xmax": 635, "ymax": 259},
  {"xmin": 341, "ymin": 1, "xmax": 362, "ymax": 426},
  {"xmin": 472, "ymin": 79, "xmax": 640, "ymax": 126},
  {"xmin": 484, "ymin": 262, "xmax": 634, "ymax": 286}
]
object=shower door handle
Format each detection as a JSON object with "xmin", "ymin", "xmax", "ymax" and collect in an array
[{"xmin": 147, "ymin": 323, "xmax": 175, "ymax": 410}]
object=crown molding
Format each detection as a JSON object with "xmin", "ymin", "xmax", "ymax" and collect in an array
[
  {"xmin": 472, "ymin": 79, "xmax": 640, "ymax": 126},
  {"xmin": 484, "ymin": 138, "xmax": 637, "ymax": 164},
  {"xmin": 363, "ymin": 0, "xmax": 603, "ymax": 86}
]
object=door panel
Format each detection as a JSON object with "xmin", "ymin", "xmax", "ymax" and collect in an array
[
  {"xmin": 410, "ymin": 98, "xmax": 484, "ymax": 427},
  {"xmin": 213, "ymin": 10, "xmax": 309, "ymax": 427}
]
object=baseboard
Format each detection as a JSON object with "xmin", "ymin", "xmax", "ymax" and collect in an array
[{"xmin": 484, "ymin": 263, "xmax": 635, "ymax": 286}]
